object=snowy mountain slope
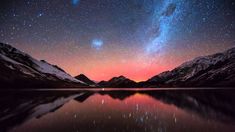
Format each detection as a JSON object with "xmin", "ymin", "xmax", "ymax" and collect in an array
[
  {"xmin": 146, "ymin": 47, "xmax": 235, "ymax": 87},
  {"xmin": 34, "ymin": 60, "xmax": 84, "ymax": 83},
  {"xmin": 0, "ymin": 43, "xmax": 87, "ymax": 88}
]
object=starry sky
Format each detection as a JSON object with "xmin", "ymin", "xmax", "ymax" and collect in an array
[{"xmin": 0, "ymin": 0, "xmax": 235, "ymax": 81}]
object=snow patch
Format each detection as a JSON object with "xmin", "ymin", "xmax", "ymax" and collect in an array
[{"xmin": 33, "ymin": 60, "xmax": 85, "ymax": 84}]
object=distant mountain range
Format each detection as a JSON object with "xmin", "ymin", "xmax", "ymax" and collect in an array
[
  {"xmin": 0, "ymin": 42, "xmax": 234, "ymax": 88},
  {"xmin": 98, "ymin": 75, "xmax": 138, "ymax": 88}
]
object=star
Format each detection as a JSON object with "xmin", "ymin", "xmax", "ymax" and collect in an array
[
  {"xmin": 91, "ymin": 39, "xmax": 104, "ymax": 50},
  {"xmin": 37, "ymin": 13, "xmax": 43, "ymax": 18}
]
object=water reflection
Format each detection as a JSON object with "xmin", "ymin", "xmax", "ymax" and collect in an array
[{"xmin": 0, "ymin": 89, "xmax": 235, "ymax": 132}]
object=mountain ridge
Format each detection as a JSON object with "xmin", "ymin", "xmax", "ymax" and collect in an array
[
  {"xmin": 0, "ymin": 42, "xmax": 88, "ymax": 88},
  {"xmin": 75, "ymin": 74, "xmax": 96, "ymax": 86},
  {"xmin": 144, "ymin": 47, "xmax": 235, "ymax": 87},
  {"xmin": 98, "ymin": 75, "xmax": 138, "ymax": 88}
]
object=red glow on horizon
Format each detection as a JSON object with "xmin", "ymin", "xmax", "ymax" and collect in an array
[
  {"xmin": 16, "ymin": 41, "xmax": 219, "ymax": 82},
  {"xmin": 63, "ymin": 61, "xmax": 175, "ymax": 82},
  {"xmin": 17, "ymin": 43, "xmax": 179, "ymax": 82}
]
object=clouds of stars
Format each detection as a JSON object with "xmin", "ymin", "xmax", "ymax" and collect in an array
[{"xmin": 0, "ymin": 0, "xmax": 235, "ymax": 81}]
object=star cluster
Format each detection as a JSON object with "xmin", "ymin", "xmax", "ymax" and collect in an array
[{"xmin": 0, "ymin": 0, "xmax": 235, "ymax": 81}]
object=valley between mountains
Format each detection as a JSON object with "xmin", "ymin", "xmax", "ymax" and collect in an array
[{"xmin": 0, "ymin": 42, "xmax": 234, "ymax": 88}]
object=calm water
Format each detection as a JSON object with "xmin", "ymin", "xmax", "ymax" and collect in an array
[{"xmin": 0, "ymin": 88, "xmax": 235, "ymax": 132}]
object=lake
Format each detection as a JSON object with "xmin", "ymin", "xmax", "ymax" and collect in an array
[{"xmin": 0, "ymin": 88, "xmax": 235, "ymax": 132}]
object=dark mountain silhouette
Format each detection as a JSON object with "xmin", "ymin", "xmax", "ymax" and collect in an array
[
  {"xmin": 75, "ymin": 74, "xmax": 96, "ymax": 86},
  {"xmin": 98, "ymin": 75, "xmax": 138, "ymax": 88}
]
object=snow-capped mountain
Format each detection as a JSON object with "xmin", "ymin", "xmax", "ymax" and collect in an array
[
  {"xmin": 0, "ymin": 43, "xmax": 87, "ymax": 88},
  {"xmin": 98, "ymin": 76, "xmax": 138, "ymax": 88},
  {"xmin": 75, "ymin": 74, "xmax": 96, "ymax": 86},
  {"xmin": 145, "ymin": 47, "xmax": 235, "ymax": 87}
]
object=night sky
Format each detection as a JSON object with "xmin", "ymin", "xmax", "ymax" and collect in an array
[{"xmin": 0, "ymin": 0, "xmax": 235, "ymax": 81}]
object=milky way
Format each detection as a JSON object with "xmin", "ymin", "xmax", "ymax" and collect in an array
[
  {"xmin": 0, "ymin": 0, "xmax": 235, "ymax": 81},
  {"xmin": 145, "ymin": 0, "xmax": 183, "ymax": 54}
]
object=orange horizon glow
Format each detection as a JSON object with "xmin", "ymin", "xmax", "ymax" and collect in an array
[
  {"xmin": 13, "ymin": 41, "xmax": 231, "ymax": 82},
  {"xmin": 60, "ymin": 54, "xmax": 177, "ymax": 82},
  {"xmin": 66, "ymin": 64, "xmax": 174, "ymax": 82}
]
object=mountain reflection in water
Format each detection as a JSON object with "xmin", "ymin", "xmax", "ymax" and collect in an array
[{"xmin": 0, "ymin": 89, "xmax": 235, "ymax": 132}]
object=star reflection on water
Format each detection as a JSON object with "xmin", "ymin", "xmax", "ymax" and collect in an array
[{"xmin": 0, "ymin": 88, "xmax": 235, "ymax": 132}]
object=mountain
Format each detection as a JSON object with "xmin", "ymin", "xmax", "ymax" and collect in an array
[
  {"xmin": 1, "ymin": 42, "xmax": 234, "ymax": 88},
  {"xmin": 144, "ymin": 47, "xmax": 235, "ymax": 87},
  {"xmin": 75, "ymin": 74, "xmax": 96, "ymax": 86},
  {"xmin": 98, "ymin": 76, "xmax": 138, "ymax": 88},
  {"xmin": 0, "ymin": 42, "xmax": 87, "ymax": 88}
]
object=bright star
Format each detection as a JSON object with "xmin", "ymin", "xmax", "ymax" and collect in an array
[
  {"xmin": 37, "ymin": 13, "xmax": 43, "ymax": 17},
  {"xmin": 91, "ymin": 39, "xmax": 103, "ymax": 50}
]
